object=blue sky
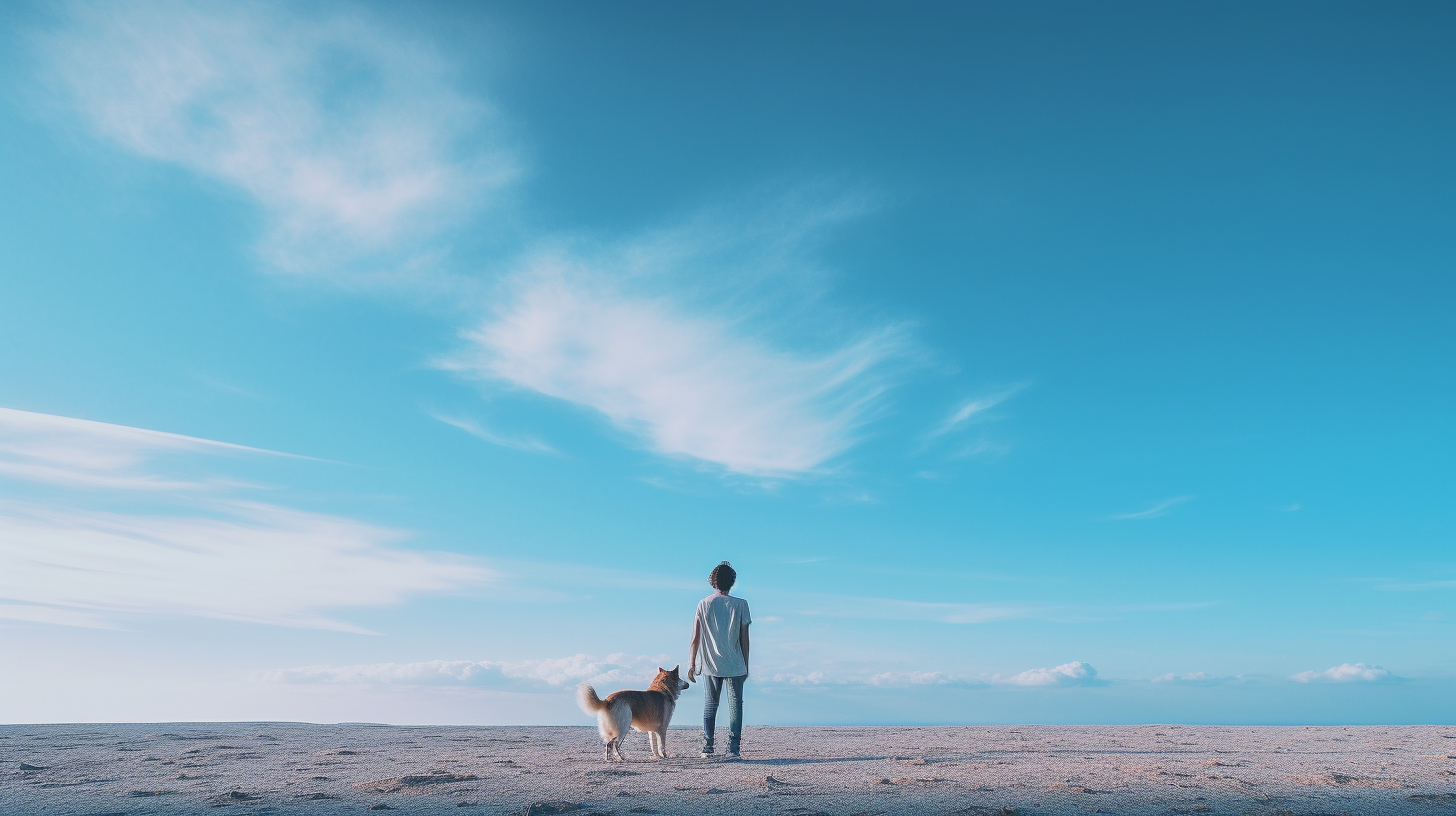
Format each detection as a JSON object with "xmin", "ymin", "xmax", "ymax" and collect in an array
[{"xmin": 0, "ymin": 1, "xmax": 1452, "ymax": 725}]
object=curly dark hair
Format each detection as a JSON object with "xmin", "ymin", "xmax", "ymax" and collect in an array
[{"xmin": 708, "ymin": 561, "xmax": 737, "ymax": 592}]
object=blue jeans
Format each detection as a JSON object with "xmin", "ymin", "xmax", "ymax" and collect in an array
[{"xmin": 701, "ymin": 674, "xmax": 745, "ymax": 753}]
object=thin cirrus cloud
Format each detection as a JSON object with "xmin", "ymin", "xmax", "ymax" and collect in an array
[
  {"xmin": 426, "ymin": 409, "xmax": 558, "ymax": 456},
  {"xmin": 929, "ymin": 384, "xmax": 1027, "ymax": 438},
  {"xmin": 35, "ymin": 0, "xmax": 514, "ymax": 279},
  {"xmin": 0, "ymin": 406, "xmax": 300, "ymax": 491},
  {"xmin": 1290, "ymin": 663, "xmax": 1396, "ymax": 683},
  {"xmin": 1109, "ymin": 495, "xmax": 1194, "ymax": 521},
  {"xmin": 0, "ymin": 501, "xmax": 490, "ymax": 633},
  {"xmin": 0, "ymin": 408, "xmax": 492, "ymax": 631},
  {"xmin": 446, "ymin": 249, "xmax": 908, "ymax": 477}
]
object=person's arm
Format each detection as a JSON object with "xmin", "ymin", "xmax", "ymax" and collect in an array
[
  {"xmin": 689, "ymin": 611, "xmax": 702, "ymax": 678},
  {"xmin": 739, "ymin": 623, "xmax": 750, "ymax": 678}
]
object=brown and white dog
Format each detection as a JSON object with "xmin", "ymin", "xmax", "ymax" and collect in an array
[{"xmin": 577, "ymin": 666, "xmax": 691, "ymax": 761}]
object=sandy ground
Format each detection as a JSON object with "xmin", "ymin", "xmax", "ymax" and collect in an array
[{"xmin": 4, "ymin": 723, "xmax": 1455, "ymax": 815}]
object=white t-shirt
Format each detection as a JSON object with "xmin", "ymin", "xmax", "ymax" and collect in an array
[{"xmin": 695, "ymin": 593, "xmax": 752, "ymax": 677}]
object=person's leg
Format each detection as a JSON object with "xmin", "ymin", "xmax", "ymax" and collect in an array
[
  {"xmin": 725, "ymin": 675, "xmax": 745, "ymax": 756},
  {"xmin": 701, "ymin": 674, "xmax": 724, "ymax": 754}
]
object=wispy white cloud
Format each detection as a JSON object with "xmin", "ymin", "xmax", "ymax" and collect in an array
[
  {"xmin": 0, "ymin": 603, "xmax": 116, "ymax": 630},
  {"xmin": 948, "ymin": 439, "xmax": 1013, "ymax": 460},
  {"xmin": 37, "ymin": 1, "xmax": 514, "ymax": 279},
  {"xmin": 262, "ymin": 653, "xmax": 666, "ymax": 690},
  {"xmin": 427, "ymin": 409, "xmax": 557, "ymax": 455},
  {"xmin": 997, "ymin": 661, "xmax": 1101, "ymax": 687},
  {"xmin": 1109, "ymin": 495, "xmax": 1194, "ymax": 521},
  {"xmin": 1291, "ymin": 663, "xmax": 1396, "ymax": 683},
  {"xmin": 0, "ymin": 500, "xmax": 491, "ymax": 632},
  {"xmin": 0, "ymin": 408, "xmax": 492, "ymax": 630},
  {"xmin": 446, "ymin": 240, "xmax": 908, "ymax": 476},
  {"xmin": 0, "ymin": 407, "xmax": 298, "ymax": 490},
  {"xmin": 930, "ymin": 385, "xmax": 1027, "ymax": 438},
  {"xmin": 195, "ymin": 373, "xmax": 266, "ymax": 400}
]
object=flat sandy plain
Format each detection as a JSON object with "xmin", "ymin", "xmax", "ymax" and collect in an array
[{"xmin": 4, "ymin": 724, "xmax": 1455, "ymax": 816}]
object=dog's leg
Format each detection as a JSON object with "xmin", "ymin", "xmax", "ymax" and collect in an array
[
  {"xmin": 605, "ymin": 701, "xmax": 630, "ymax": 762},
  {"xmin": 657, "ymin": 728, "xmax": 669, "ymax": 758},
  {"xmin": 604, "ymin": 740, "xmax": 611, "ymax": 763}
]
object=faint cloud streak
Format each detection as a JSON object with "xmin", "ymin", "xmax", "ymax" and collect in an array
[
  {"xmin": 1373, "ymin": 580, "xmax": 1456, "ymax": 591},
  {"xmin": 427, "ymin": 409, "xmax": 557, "ymax": 455},
  {"xmin": 930, "ymin": 384, "xmax": 1027, "ymax": 438},
  {"xmin": 0, "ymin": 500, "xmax": 491, "ymax": 632},
  {"xmin": 0, "ymin": 407, "xmax": 301, "ymax": 491},
  {"xmin": 1110, "ymin": 495, "xmax": 1193, "ymax": 521}
]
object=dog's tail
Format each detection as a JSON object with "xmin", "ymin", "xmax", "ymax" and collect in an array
[{"xmin": 576, "ymin": 683, "xmax": 608, "ymax": 714}]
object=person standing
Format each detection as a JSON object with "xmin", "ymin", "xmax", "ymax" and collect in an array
[{"xmin": 688, "ymin": 561, "xmax": 751, "ymax": 759}]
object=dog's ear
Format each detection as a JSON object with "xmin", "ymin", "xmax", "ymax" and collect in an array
[
  {"xmin": 657, "ymin": 667, "xmax": 666, "ymax": 673},
  {"xmin": 671, "ymin": 664, "xmax": 680, "ymax": 672}
]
